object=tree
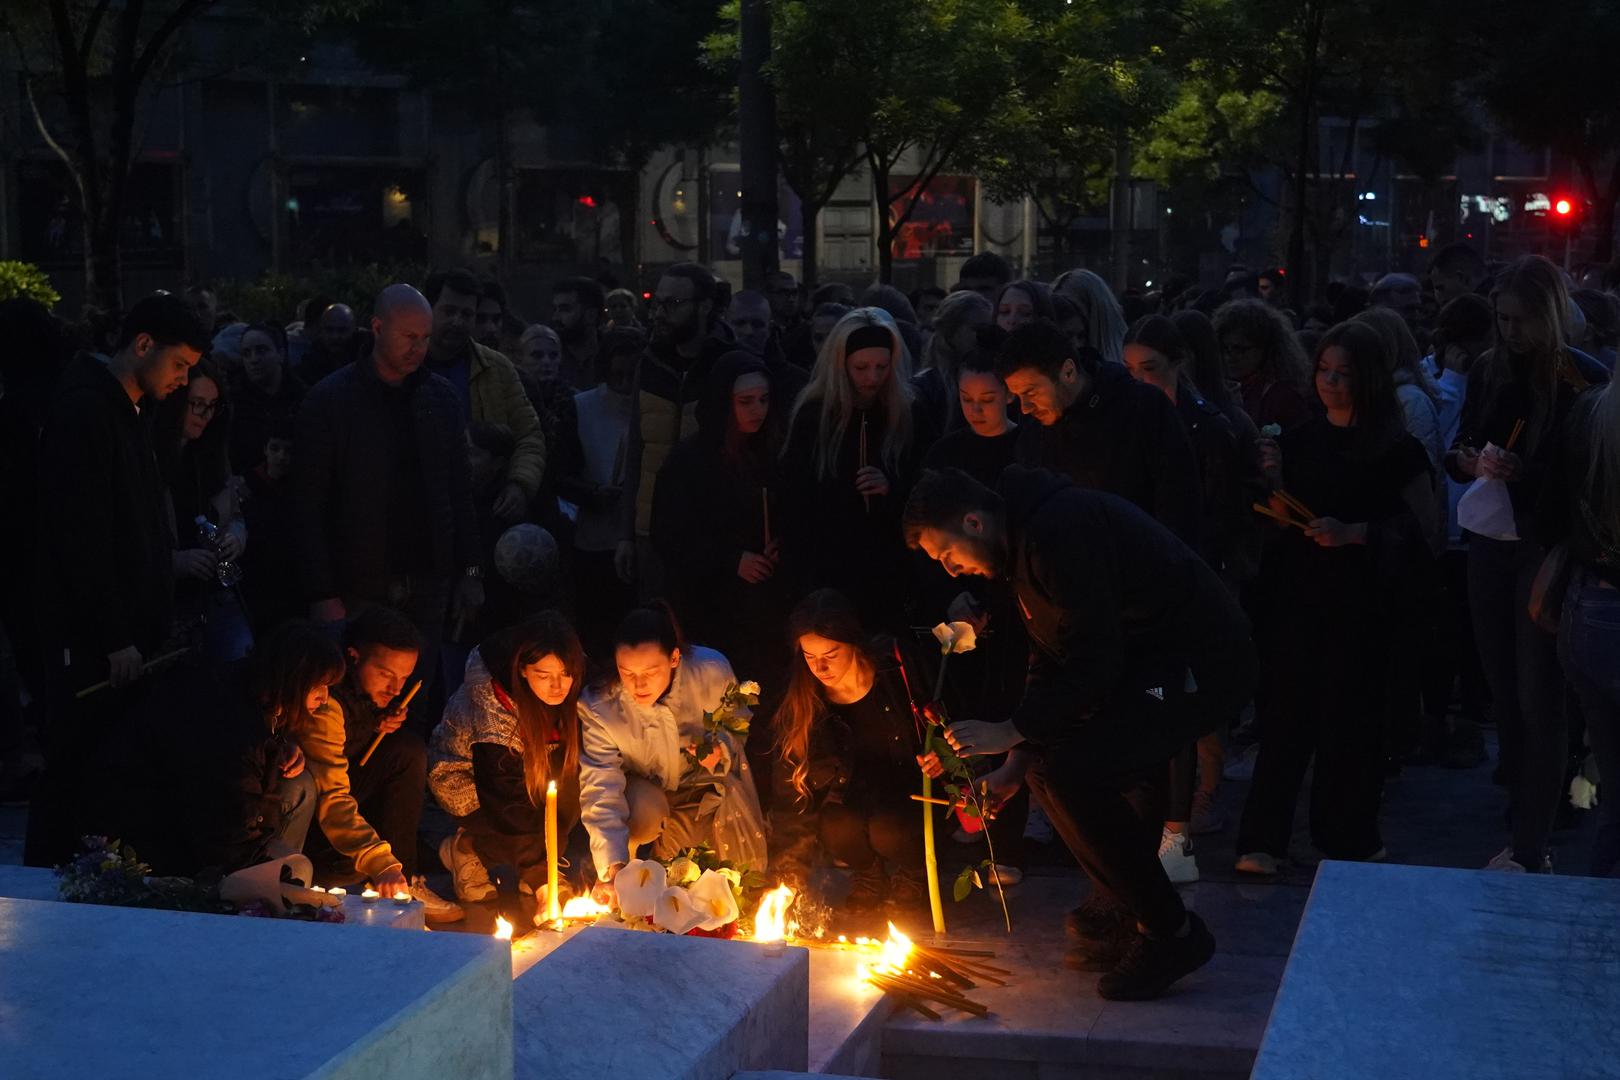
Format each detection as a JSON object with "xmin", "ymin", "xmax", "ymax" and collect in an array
[
  {"xmin": 0, "ymin": 0, "xmax": 361, "ymax": 311},
  {"xmin": 974, "ymin": 0, "xmax": 1179, "ymax": 272},
  {"xmin": 1476, "ymin": 0, "xmax": 1620, "ymax": 263}
]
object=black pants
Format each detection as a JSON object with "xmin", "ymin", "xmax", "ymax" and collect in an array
[
  {"xmin": 1238, "ymin": 609, "xmax": 1386, "ymax": 860},
  {"xmin": 1421, "ymin": 548, "xmax": 1489, "ymax": 727},
  {"xmin": 819, "ymin": 799, "xmax": 940, "ymax": 871},
  {"xmin": 1028, "ymin": 756, "xmax": 1185, "ymax": 937},
  {"xmin": 310, "ymin": 729, "xmax": 427, "ymax": 877}
]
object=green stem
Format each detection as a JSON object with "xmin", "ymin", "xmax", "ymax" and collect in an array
[{"xmin": 922, "ymin": 771, "xmax": 945, "ymax": 935}]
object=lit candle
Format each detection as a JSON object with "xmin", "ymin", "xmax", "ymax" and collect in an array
[
  {"xmin": 545, "ymin": 779, "xmax": 560, "ymax": 923},
  {"xmin": 328, "ymin": 887, "xmax": 346, "ymax": 898},
  {"xmin": 393, "ymin": 891, "xmax": 412, "ymax": 906},
  {"xmin": 361, "ymin": 888, "xmax": 380, "ymax": 903},
  {"xmin": 309, "ymin": 885, "xmax": 326, "ymax": 894}
]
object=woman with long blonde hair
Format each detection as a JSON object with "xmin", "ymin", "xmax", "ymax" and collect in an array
[
  {"xmin": 429, "ymin": 611, "xmax": 587, "ymax": 903},
  {"xmin": 1445, "ymin": 254, "xmax": 1607, "ymax": 874},
  {"xmin": 781, "ymin": 308, "xmax": 932, "ymax": 629},
  {"xmin": 1052, "ymin": 268, "xmax": 1127, "ymax": 366}
]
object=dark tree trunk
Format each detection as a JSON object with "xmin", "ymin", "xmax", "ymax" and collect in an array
[
  {"xmin": 872, "ymin": 158, "xmax": 895, "ymax": 283},
  {"xmin": 800, "ymin": 199, "xmax": 822, "ymax": 289},
  {"xmin": 737, "ymin": 0, "xmax": 779, "ymax": 289}
]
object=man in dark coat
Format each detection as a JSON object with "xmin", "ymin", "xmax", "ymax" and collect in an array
[
  {"xmin": 998, "ymin": 320, "xmax": 1202, "ymax": 548},
  {"xmin": 903, "ymin": 465, "xmax": 1256, "ymax": 1001},
  {"xmin": 26, "ymin": 293, "xmax": 210, "ymax": 865},
  {"xmin": 294, "ymin": 283, "xmax": 482, "ymax": 732}
]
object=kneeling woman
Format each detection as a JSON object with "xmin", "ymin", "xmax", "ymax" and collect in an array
[
  {"xmin": 579, "ymin": 604, "xmax": 768, "ymax": 903},
  {"xmin": 772, "ymin": 589, "xmax": 945, "ymax": 915},
  {"xmin": 429, "ymin": 611, "xmax": 586, "ymax": 902}
]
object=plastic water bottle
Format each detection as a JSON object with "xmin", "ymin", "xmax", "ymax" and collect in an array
[{"xmin": 194, "ymin": 515, "xmax": 243, "ymax": 588}]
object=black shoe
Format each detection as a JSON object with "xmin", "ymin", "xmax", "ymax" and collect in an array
[
  {"xmin": 885, "ymin": 867, "xmax": 928, "ymax": 912},
  {"xmin": 1096, "ymin": 912, "xmax": 1216, "ymax": 1001},
  {"xmin": 845, "ymin": 862, "xmax": 887, "ymax": 912},
  {"xmin": 1065, "ymin": 894, "xmax": 1130, "ymax": 941}
]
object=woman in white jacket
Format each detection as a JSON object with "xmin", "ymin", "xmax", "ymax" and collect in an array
[{"xmin": 580, "ymin": 603, "xmax": 767, "ymax": 902}]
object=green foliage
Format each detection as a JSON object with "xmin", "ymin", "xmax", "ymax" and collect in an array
[
  {"xmin": 952, "ymin": 860, "xmax": 990, "ymax": 903},
  {"xmin": 213, "ymin": 262, "xmax": 426, "ymax": 324},
  {"xmin": 0, "ymin": 261, "xmax": 62, "ymax": 309}
]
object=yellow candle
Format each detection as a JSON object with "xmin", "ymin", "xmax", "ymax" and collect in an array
[{"xmin": 545, "ymin": 780, "xmax": 560, "ymax": 923}]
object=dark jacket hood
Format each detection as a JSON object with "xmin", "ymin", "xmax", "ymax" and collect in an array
[
  {"xmin": 695, "ymin": 350, "xmax": 772, "ymax": 443},
  {"xmin": 999, "ymin": 463, "xmax": 1071, "ymax": 527},
  {"xmin": 62, "ymin": 351, "xmax": 138, "ymax": 411}
]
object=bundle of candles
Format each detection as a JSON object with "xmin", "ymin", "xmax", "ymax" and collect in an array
[
  {"xmin": 1252, "ymin": 489, "xmax": 1317, "ymax": 531},
  {"xmin": 856, "ymin": 923, "xmax": 1005, "ymax": 1019}
]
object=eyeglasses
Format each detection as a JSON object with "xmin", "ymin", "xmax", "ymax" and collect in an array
[
  {"xmin": 187, "ymin": 399, "xmax": 221, "ymax": 417},
  {"xmin": 649, "ymin": 296, "xmax": 695, "ymax": 314}
]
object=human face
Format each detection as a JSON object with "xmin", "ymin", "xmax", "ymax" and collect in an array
[
  {"xmin": 552, "ymin": 291, "xmax": 588, "ymax": 337},
  {"xmin": 521, "ymin": 327, "xmax": 564, "ymax": 381},
  {"xmin": 1375, "ymin": 287, "xmax": 1420, "ymax": 326},
  {"xmin": 349, "ymin": 643, "xmax": 420, "ymax": 710},
  {"xmin": 731, "ymin": 372, "xmax": 770, "ymax": 435},
  {"xmin": 958, "ymin": 275, "xmax": 1000, "ymax": 300},
  {"xmin": 474, "ymin": 298, "xmax": 504, "ymax": 349},
  {"xmin": 1123, "ymin": 343, "xmax": 1179, "ymax": 402},
  {"xmin": 1220, "ymin": 331, "xmax": 1264, "ymax": 380},
  {"xmin": 995, "ymin": 287, "xmax": 1037, "ymax": 333},
  {"xmin": 652, "ymin": 276, "xmax": 702, "ymax": 346},
  {"xmin": 372, "ymin": 306, "xmax": 432, "ymax": 382},
  {"xmin": 181, "ymin": 375, "xmax": 219, "ymax": 441},
  {"xmin": 430, "ymin": 286, "xmax": 478, "ymax": 356},
  {"xmin": 915, "ymin": 293, "xmax": 942, "ymax": 328},
  {"xmin": 915, "ymin": 518, "xmax": 1002, "ymax": 578},
  {"xmin": 523, "ymin": 653, "xmax": 574, "ymax": 707},
  {"xmin": 767, "ymin": 276, "xmax": 799, "ymax": 323},
  {"xmin": 1430, "ymin": 267, "xmax": 1470, "ymax": 309},
  {"xmin": 240, "ymin": 329, "xmax": 284, "ymax": 392},
  {"xmin": 728, "ymin": 299, "xmax": 772, "ymax": 357},
  {"xmin": 1257, "ymin": 277, "xmax": 1277, "ymax": 302},
  {"xmin": 134, "ymin": 338, "xmax": 201, "ymax": 401},
  {"xmin": 467, "ymin": 434, "xmax": 503, "ymax": 491},
  {"xmin": 846, "ymin": 345, "xmax": 892, "ymax": 405},
  {"xmin": 798, "ymin": 632, "xmax": 857, "ymax": 690},
  {"xmin": 304, "ymin": 681, "xmax": 332, "ymax": 716},
  {"xmin": 1493, "ymin": 290, "xmax": 1542, "ymax": 354},
  {"xmin": 811, "ymin": 314, "xmax": 839, "ymax": 355},
  {"xmin": 606, "ymin": 350, "xmax": 637, "ymax": 395},
  {"xmin": 615, "ymin": 641, "xmax": 678, "ymax": 706},
  {"xmin": 1315, "ymin": 344, "xmax": 1355, "ymax": 423},
  {"xmin": 319, "ymin": 305, "xmax": 355, "ymax": 351},
  {"xmin": 605, "ymin": 292, "xmax": 638, "ymax": 326},
  {"xmin": 1003, "ymin": 365, "xmax": 1071, "ymax": 426},
  {"xmin": 264, "ymin": 436, "xmax": 293, "ymax": 480},
  {"xmin": 957, "ymin": 370, "xmax": 1010, "ymax": 437}
]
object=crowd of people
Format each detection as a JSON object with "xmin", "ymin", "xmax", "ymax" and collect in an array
[{"xmin": 0, "ymin": 241, "xmax": 1616, "ymax": 1003}]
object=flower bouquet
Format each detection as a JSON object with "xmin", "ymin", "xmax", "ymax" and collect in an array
[
  {"xmin": 612, "ymin": 845, "xmax": 768, "ymax": 938},
  {"xmin": 681, "ymin": 679, "xmax": 759, "ymax": 777}
]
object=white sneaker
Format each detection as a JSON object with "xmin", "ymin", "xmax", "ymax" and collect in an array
[
  {"xmin": 1159, "ymin": 828, "xmax": 1200, "ymax": 884},
  {"xmin": 987, "ymin": 864, "xmax": 1023, "ymax": 886},
  {"xmin": 438, "ymin": 830, "xmax": 496, "ymax": 902},
  {"xmin": 1023, "ymin": 804, "xmax": 1055, "ymax": 844},
  {"xmin": 1235, "ymin": 851, "xmax": 1280, "ymax": 876},
  {"xmin": 410, "ymin": 876, "xmax": 465, "ymax": 923}
]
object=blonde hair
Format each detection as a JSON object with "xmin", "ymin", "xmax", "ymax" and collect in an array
[
  {"xmin": 1053, "ymin": 268, "xmax": 1127, "ymax": 365},
  {"xmin": 1487, "ymin": 255, "xmax": 1583, "ymax": 456},
  {"xmin": 788, "ymin": 307, "xmax": 914, "ymax": 480}
]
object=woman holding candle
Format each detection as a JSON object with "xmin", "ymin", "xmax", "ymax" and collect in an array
[
  {"xmin": 1445, "ymin": 255, "xmax": 1609, "ymax": 873},
  {"xmin": 579, "ymin": 603, "xmax": 767, "ymax": 904},
  {"xmin": 771, "ymin": 589, "xmax": 981, "ymax": 920},
  {"xmin": 780, "ymin": 307, "xmax": 934, "ymax": 632},
  {"xmin": 1235, "ymin": 321, "xmax": 1442, "ymax": 875},
  {"xmin": 428, "ymin": 611, "xmax": 587, "ymax": 902}
]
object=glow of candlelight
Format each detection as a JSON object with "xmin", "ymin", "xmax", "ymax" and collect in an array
[
  {"xmin": 494, "ymin": 916, "xmax": 514, "ymax": 940},
  {"xmin": 559, "ymin": 896, "xmax": 611, "ymax": 920},
  {"xmin": 751, "ymin": 885, "xmax": 795, "ymax": 943},
  {"xmin": 545, "ymin": 779, "xmax": 560, "ymax": 923},
  {"xmin": 393, "ymin": 891, "xmax": 412, "ymax": 906},
  {"xmin": 360, "ymin": 888, "xmax": 380, "ymax": 903},
  {"xmin": 328, "ymin": 887, "xmax": 346, "ymax": 898}
]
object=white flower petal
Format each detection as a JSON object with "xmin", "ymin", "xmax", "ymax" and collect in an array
[
  {"xmin": 946, "ymin": 621, "xmax": 978, "ymax": 654},
  {"xmin": 738, "ymin": 680, "xmax": 761, "ymax": 697},
  {"xmin": 615, "ymin": 859, "xmax": 667, "ymax": 918},
  {"xmin": 931, "ymin": 622, "xmax": 955, "ymax": 649},
  {"xmin": 688, "ymin": 869, "xmax": 740, "ymax": 931},
  {"xmin": 652, "ymin": 885, "xmax": 705, "ymax": 935},
  {"xmin": 667, "ymin": 856, "xmax": 701, "ymax": 886}
]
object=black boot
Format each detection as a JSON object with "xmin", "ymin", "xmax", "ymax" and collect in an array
[
  {"xmin": 1096, "ymin": 912, "xmax": 1216, "ymax": 1001},
  {"xmin": 844, "ymin": 861, "xmax": 887, "ymax": 913}
]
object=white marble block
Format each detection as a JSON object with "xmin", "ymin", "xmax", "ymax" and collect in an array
[
  {"xmin": 1254, "ymin": 861, "xmax": 1620, "ymax": 1079},
  {"xmin": 512, "ymin": 925, "xmax": 809, "ymax": 1080},
  {"xmin": 0, "ymin": 896, "xmax": 514, "ymax": 1080}
]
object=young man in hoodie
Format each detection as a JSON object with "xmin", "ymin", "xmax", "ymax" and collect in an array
[{"xmin": 903, "ymin": 465, "xmax": 1256, "ymax": 1001}]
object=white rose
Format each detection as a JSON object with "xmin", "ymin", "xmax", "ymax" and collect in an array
[
  {"xmin": 667, "ymin": 856, "xmax": 701, "ymax": 886},
  {"xmin": 737, "ymin": 680, "xmax": 761, "ymax": 697}
]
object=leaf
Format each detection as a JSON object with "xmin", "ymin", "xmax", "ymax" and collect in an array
[{"xmin": 952, "ymin": 865, "xmax": 975, "ymax": 902}]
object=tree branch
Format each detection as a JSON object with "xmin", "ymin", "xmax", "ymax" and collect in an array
[
  {"xmin": 130, "ymin": 0, "xmax": 216, "ymax": 90},
  {"xmin": 78, "ymin": 0, "xmax": 114, "ymax": 71}
]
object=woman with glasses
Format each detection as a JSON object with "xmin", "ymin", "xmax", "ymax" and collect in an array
[
  {"xmin": 155, "ymin": 354, "xmax": 253, "ymax": 660},
  {"xmin": 781, "ymin": 308, "xmax": 933, "ymax": 631},
  {"xmin": 1212, "ymin": 299, "xmax": 1316, "ymax": 433}
]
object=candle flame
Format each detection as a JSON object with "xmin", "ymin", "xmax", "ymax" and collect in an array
[
  {"xmin": 494, "ymin": 916, "xmax": 514, "ymax": 940},
  {"xmin": 559, "ymin": 895, "xmax": 612, "ymax": 920},
  {"xmin": 393, "ymin": 891, "xmax": 411, "ymax": 902},
  {"xmin": 751, "ymin": 884, "xmax": 795, "ymax": 943},
  {"xmin": 856, "ymin": 922, "xmax": 916, "ymax": 983},
  {"xmin": 547, "ymin": 779, "xmax": 557, "ymax": 795}
]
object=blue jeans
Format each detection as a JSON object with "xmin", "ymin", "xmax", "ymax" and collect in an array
[
  {"xmin": 1467, "ymin": 536, "xmax": 1565, "ymax": 866},
  {"xmin": 1559, "ymin": 569, "xmax": 1620, "ymax": 876}
]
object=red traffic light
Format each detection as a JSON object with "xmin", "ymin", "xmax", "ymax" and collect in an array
[{"xmin": 1555, "ymin": 197, "xmax": 1573, "ymax": 216}]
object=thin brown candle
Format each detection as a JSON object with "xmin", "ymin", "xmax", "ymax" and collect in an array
[{"xmin": 358, "ymin": 678, "xmax": 423, "ymax": 767}]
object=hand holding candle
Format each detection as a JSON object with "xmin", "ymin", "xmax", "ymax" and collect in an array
[{"xmin": 359, "ymin": 677, "xmax": 423, "ymax": 767}]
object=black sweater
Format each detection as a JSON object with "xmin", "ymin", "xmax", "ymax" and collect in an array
[
  {"xmin": 293, "ymin": 356, "xmax": 478, "ymax": 602},
  {"xmin": 37, "ymin": 354, "xmax": 174, "ymax": 671},
  {"xmin": 1013, "ymin": 361, "xmax": 1202, "ymax": 548}
]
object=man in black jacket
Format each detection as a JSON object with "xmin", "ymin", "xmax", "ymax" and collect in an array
[
  {"xmin": 904, "ymin": 465, "xmax": 1256, "ymax": 1001},
  {"xmin": 998, "ymin": 320, "xmax": 1202, "ymax": 548},
  {"xmin": 294, "ymin": 284, "xmax": 482, "ymax": 731},
  {"xmin": 27, "ymin": 293, "xmax": 210, "ymax": 864}
]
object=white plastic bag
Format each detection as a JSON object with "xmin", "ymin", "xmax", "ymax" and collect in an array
[{"xmin": 1457, "ymin": 443, "xmax": 1519, "ymax": 540}]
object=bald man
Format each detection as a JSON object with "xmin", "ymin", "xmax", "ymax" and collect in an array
[
  {"xmin": 294, "ymin": 284, "xmax": 482, "ymax": 732},
  {"xmin": 297, "ymin": 302, "xmax": 369, "ymax": 385}
]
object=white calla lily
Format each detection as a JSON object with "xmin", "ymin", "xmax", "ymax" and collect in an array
[
  {"xmin": 689, "ymin": 869, "xmax": 741, "ymax": 931},
  {"xmin": 652, "ymin": 885, "xmax": 706, "ymax": 935},
  {"xmin": 932, "ymin": 620, "xmax": 978, "ymax": 655},
  {"xmin": 614, "ymin": 859, "xmax": 667, "ymax": 918},
  {"xmin": 738, "ymin": 680, "xmax": 761, "ymax": 697}
]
